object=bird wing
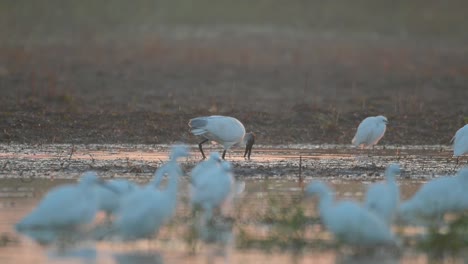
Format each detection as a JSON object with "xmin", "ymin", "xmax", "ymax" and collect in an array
[
  {"xmin": 191, "ymin": 168, "xmax": 232, "ymax": 208},
  {"xmin": 188, "ymin": 117, "xmax": 209, "ymax": 136},
  {"xmin": 116, "ymin": 190, "xmax": 167, "ymax": 239},
  {"xmin": 190, "ymin": 159, "xmax": 217, "ymax": 186},
  {"xmin": 364, "ymin": 183, "xmax": 398, "ymax": 223},
  {"xmin": 20, "ymin": 185, "xmax": 96, "ymax": 228},
  {"xmin": 398, "ymin": 177, "xmax": 457, "ymax": 222},
  {"xmin": 353, "ymin": 115, "xmax": 387, "ymax": 146},
  {"xmin": 352, "ymin": 117, "xmax": 374, "ymax": 146},
  {"xmin": 453, "ymin": 125, "xmax": 468, "ymax": 156},
  {"xmin": 189, "ymin": 116, "xmax": 245, "ymax": 145},
  {"xmin": 330, "ymin": 201, "xmax": 393, "ymax": 245}
]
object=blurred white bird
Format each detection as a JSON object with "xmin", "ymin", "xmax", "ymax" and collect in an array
[
  {"xmin": 452, "ymin": 124, "xmax": 468, "ymax": 163},
  {"xmin": 95, "ymin": 163, "xmax": 169, "ymax": 223},
  {"xmin": 95, "ymin": 179, "xmax": 138, "ymax": 219},
  {"xmin": 364, "ymin": 164, "xmax": 401, "ymax": 226},
  {"xmin": 114, "ymin": 145, "xmax": 188, "ymax": 240},
  {"xmin": 398, "ymin": 167, "xmax": 468, "ymax": 226},
  {"xmin": 352, "ymin": 115, "xmax": 388, "ymax": 149},
  {"xmin": 306, "ymin": 181, "xmax": 397, "ymax": 247},
  {"xmin": 16, "ymin": 171, "xmax": 110, "ymax": 231},
  {"xmin": 188, "ymin": 115, "xmax": 255, "ymax": 160},
  {"xmin": 191, "ymin": 157, "xmax": 234, "ymax": 221},
  {"xmin": 191, "ymin": 152, "xmax": 222, "ymax": 185}
]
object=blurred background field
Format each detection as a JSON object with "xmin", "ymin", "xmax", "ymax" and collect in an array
[
  {"xmin": 2, "ymin": 0, "xmax": 468, "ymax": 42},
  {"xmin": 1, "ymin": 0, "xmax": 467, "ymax": 145}
]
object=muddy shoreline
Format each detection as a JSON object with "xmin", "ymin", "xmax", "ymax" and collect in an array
[
  {"xmin": 1, "ymin": 32, "xmax": 467, "ymax": 146},
  {"xmin": 0, "ymin": 144, "xmax": 459, "ymax": 181}
]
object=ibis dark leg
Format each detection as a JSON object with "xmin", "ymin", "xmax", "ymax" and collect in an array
[
  {"xmin": 198, "ymin": 139, "xmax": 209, "ymax": 159},
  {"xmin": 222, "ymin": 150, "xmax": 227, "ymax": 160},
  {"xmin": 244, "ymin": 143, "xmax": 253, "ymax": 160}
]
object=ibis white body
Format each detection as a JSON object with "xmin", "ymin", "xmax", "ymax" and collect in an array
[
  {"xmin": 352, "ymin": 115, "xmax": 388, "ymax": 148},
  {"xmin": 307, "ymin": 181, "xmax": 396, "ymax": 246},
  {"xmin": 398, "ymin": 167, "xmax": 468, "ymax": 226},
  {"xmin": 189, "ymin": 115, "xmax": 255, "ymax": 159},
  {"xmin": 452, "ymin": 124, "xmax": 468, "ymax": 157},
  {"xmin": 364, "ymin": 164, "xmax": 401, "ymax": 226},
  {"xmin": 16, "ymin": 172, "xmax": 102, "ymax": 230}
]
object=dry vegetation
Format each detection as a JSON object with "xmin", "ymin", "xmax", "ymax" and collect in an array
[{"xmin": 0, "ymin": 1, "xmax": 467, "ymax": 145}]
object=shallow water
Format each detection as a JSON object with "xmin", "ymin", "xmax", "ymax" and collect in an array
[{"xmin": 0, "ymin": 144, "xmax": 466, "ymax": 263}]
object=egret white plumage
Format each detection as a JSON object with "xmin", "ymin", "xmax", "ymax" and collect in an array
[
  {"xmin": 95, "ymin": 179, "xmax": 138, "ymax": 218},
  {"xmin": 364, "ymin": 164, "xmax": 401, "ymax": 226},
  {"xmin": 95, "ymin": 172, "xmax": 163, "ymax": 224},
  {"xmin": 352, "ymin": 115, "xmax": 388, "ymax": 148},
  {"xmin": 191, "ymin": 152, "xmax": 222, "ymax": 185},
  {"xmin": 398, "ymin": 167, "xmax": 468, "ymax": 226},
  {"xmin": 452, "ymin": 124, "xmax": 468, "ymax": 162},
  {"xmin": 114, "ymin": 145, "xmax": 188, "ymax": 240},
  {"xmin": 306, "ymin": 181, "xmax": 396, "ymax": 246},
  {"xmin": 16, "ymin": 171, "xmax": 109, "ymax": 231},
  {"xmin": 188, "ymin": 115, "xmax": 255, "ymax": 160},
  {"xmin": 191, "ymin": 157, "xmax": 234, "ymax": 221}
]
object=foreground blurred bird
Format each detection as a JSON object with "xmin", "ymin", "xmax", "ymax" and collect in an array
[
  {"xmin": 16, "ymin": 171, "xmax": 111, "ymax": 231},
  {"xmin": 188, "ymin": 115, "xmax": 255, "ymax": 160},
  {"xmin": 364, "ymin": 164, "xmax": 401, "ymax": 226},
  {"xmin": 191, "ymin": 155, "xmax": 234, "ymax": 221},
  {"xmin": 452, "ymin": 124, "xmax": 468, "ymax": 163},
  {"xmin": 352, "ymin": 115, "xmax": 388, "ymax": 149},
  {"xmin": 306, "ymin": 181, "xmax": 397, "ymax": 247},
  {"xmin": 95, "ymin": 179, "xmax": 138, "ymax": 220},
  {"xmin": 398, "ymin": 167, "xmax": 468, "ymax": 226},
  {"xmin": 114, "ymin": 145, "xmax": 189, "ymax": 240},
  {"xmin": 191, "ymin": 152, "xmax": 222, "ymax": 186}
]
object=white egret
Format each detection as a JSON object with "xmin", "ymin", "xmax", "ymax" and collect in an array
[
  {"xmin": 452, "ymin": 124, "xmax": 468, "ymax": 163},
  {"xmin": 364, "ymin": 164, "xmax": 401, "ymax": 226},
  {"xmin": 16, "ymin": 171, "xmax": 110, "ymax": 231},
  {"xmin": 191, "ymin": 152, "xmax": 222, "ymax": 185},
  {"xmin": 95, "ymin": 169, "xmax": 165, "ymax": 227},
  {"xmin": 398, "ymin": 167, "xmax": 468, "ymax": 226},
  {"xmin": 306, "ymin": 181, "xmax": 396, "ymax": 247},
  {"xmin": 191, "ymin": 158, "xmax": 234, "ymax": 221},
  {"xmin": 95, "ymin": 179, "xmax": 138, "ymax": 219},
  {"xmin": 188, "ymin": 115, "xmax": 255, "ymax": 160},
  {"xmin": 114, "ymin": 145, "xmax": 188, "ymax": 240},
  {"xmin": 352, "ymin": 115, "xmax": 388, "ymax": 148}
]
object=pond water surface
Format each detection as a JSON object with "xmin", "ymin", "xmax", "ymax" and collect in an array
[{"xmin": 0, "ymin": 144, "xmax": 466, "ymax": 264}]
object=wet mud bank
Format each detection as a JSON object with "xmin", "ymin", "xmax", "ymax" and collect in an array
[{"xmin": 0, "ymin": 144, "xmax": 460, "ymax": 181}]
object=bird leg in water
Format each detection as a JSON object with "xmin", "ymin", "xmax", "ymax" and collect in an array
[
  {"xmin": 222, "ymin": 150, "xmax": 226, "ymax": 160},
  {"xmin": 368, "ymin": 145, "xmax": 375, "ymax": 157},
  {"xmin": 198, "ymin": 139, "xmax": 209, "ymax": 159},
  {"xmin": 244, "ymin": 141, "xmax": 254, "ymax": 160}
]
